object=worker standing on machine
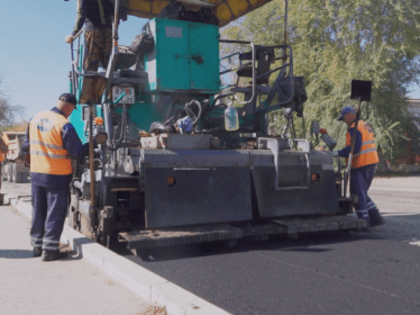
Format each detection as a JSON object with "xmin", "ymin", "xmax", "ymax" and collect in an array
[
  {"xmin": 22, "ymin": 93, "xmax": 107, "ymax": 261},
  {"xmin": 332, "ymin": 106, "xmax": 384, "ymax": 228},
  {"xmin": 65, "ymin": 0, "xmax": 114, "ymax": 72}
]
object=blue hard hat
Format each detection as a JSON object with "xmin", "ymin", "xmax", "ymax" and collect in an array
[{"xmin": 337, "ymin": 106, "xmax": 356, "ymax": 121}]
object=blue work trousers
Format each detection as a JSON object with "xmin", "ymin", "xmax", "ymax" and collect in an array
[
  {"xmin": 350, "ymin": 164, "xmax": 380, "ymax": 224},
  {"xmin": 30, "ymin": 184, "xmax": 68, "ymax": 251}
]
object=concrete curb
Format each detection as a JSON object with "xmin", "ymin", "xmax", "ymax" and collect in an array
[{"xmin": 4, "ymin": 194, "xmax": 231, "ymax": 315}]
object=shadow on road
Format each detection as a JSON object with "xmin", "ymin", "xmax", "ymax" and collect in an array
[
  {"xmin": 0, "ymin": 248, "xmax": 82, "ymax": 261},
  {"xmin": 0, "ymin": 249, "xmax": 35, "ymax": 259},
  {"xmin": 120, "ymin": 230, "xmax": 375, "ymax": 262}
]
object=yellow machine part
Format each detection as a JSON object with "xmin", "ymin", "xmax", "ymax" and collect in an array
[{"xmin": 115, "ymin": 0, "xmax": 273, "ymax": 26}]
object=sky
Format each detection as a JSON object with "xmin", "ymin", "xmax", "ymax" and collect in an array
[
  {"xmin": 1, "ymin": 0, "xmax": 420, "ymax": 122},
  {"xmin": 0, "ymin": 0, "xmax": 148, "ymax": 122}
]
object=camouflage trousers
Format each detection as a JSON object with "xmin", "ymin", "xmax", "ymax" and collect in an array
[{"xmin": 84, "ymin": 29, "xmax": 112, "ymax": 71}]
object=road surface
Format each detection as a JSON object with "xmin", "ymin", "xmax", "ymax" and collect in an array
[{"xmin": 3, "ymin": 176, "xmax": 420, "ymax": 315}]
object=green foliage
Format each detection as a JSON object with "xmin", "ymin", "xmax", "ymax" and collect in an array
[
  {"xmin": 221, "ymin": 0, "xmax": 420, "ymax": 161},
  {"xmin": 0, "ymin": 123, "xmax": 28, "ymax": 133}
]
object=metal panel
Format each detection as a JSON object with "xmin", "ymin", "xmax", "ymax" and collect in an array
[
  {"xmin": 115, "ymin": 0, "xmax": 273, "ymax": 27},
  {"xmin": 68, "ymin": 105, "xmax": 88, "ymax": 143},
  {"xmin": 142, "ymin": 149, "xmax": 250, "ymax": 167},
  {"xmin": 142, "ymin": 149, "xmax": 252, "ymax": 228},
  {"xmin": 273, "ymin": 216, "xmax": 367, "ymax": 234},
  {"xmin": 154, "ymin": 19, "xmax": 190, "ymax": 91},
  {"xmin": 250, "ymin": 150, "xmax": 340, "ymax": 218},
  {"xmin": 190, "ymin": 23, "xmax": 220, "ymax": 91},
  {"xmin": 146, "ymin": 19, "xmax": 220, "ymax": 92},
  {"xmin": 128, "ymin": 101, "xmax": 167, "ymax": 131},
  {"xmin": 119, "ymin": 224, "xmax": 243, "ymax": 249}
]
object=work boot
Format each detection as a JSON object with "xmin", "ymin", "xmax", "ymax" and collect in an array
[
  {"xmin": 33, "ymin": 247, "xmax": 42, "ymax": 257},
  {"xmin": 41, "ymin": 249, "xmax": 68, "ymax": 262},
  {"xmin": 370, "ymin": 213, "xmax": 385, "ymax": 227}
]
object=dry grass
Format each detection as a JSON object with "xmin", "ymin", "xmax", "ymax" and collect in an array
[{"xmin": 138, "ymin": 305, "xmax": 168, "ymax": 315}]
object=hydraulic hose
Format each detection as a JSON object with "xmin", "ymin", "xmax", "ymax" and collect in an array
[{"xmin": 184, "ymin": 99, "xmax": 202, "ymax": 126}]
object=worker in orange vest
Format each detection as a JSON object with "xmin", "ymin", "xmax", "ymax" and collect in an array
[
  {"xmin": 0, "ymin": 136, "xmax": 7, "ymax": 191},
  {"xmin": 333, "ymin": 106, "xmax": 384, "ymax": 228},
  {"xmin": 0, "ymin": 151, "xmax": 4, "ymax": 191},
  {"xmin": 21, "ymin": 93, "xmax": 107, "ymax": 261}
]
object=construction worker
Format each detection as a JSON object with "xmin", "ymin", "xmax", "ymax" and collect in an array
[
  {"xmin": 0, "ymin": 152, "xmax": 4, "ymax": 191},
  {"xmin": 0, "ymin": 136, "xmax": 8, "ymax": 191},
  {"xmin": 22, "ymin": 93, "xmax": 107, "ymax": 261},
  {"xmin": 333, "ymin": 106, "xmax": 384, "ymax": 228},
  {"xmin": 65, "ymin": 0, "xmax": 114, "ymax": 72}
]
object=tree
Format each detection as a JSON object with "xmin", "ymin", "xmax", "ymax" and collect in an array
[
  {"xmin": 0, "ymin": 78, "xmax": 26, "ymax": 130},
  {"xmin": 221, "ymin": 0, "xmax": 420, "ymax": 161}
]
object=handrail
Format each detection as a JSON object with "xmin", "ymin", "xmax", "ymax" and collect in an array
[
  {"xmin": 218, "ymin": 43, "xmax": 295, "ymax": 117},
  {"xmin": 104, "ymin": 0, "xmax": 120, "ymax": 97},
  {"xmin": 73, "ymin": 29, "xmax": 84, "ymax": 41},
  {"xmin": 220, "ymin": 39, "xmax": 256, "ymax": 106},
  {"xmin": 71, "ymin": 62, "xmax": 103, "ymax": 78}
]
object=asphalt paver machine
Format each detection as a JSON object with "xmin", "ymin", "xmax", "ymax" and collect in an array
[{"xmin": 67, "ymin": 0, "xmax": 366, "ymax": 254}]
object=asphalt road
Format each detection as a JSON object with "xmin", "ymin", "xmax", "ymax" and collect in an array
[
  {"xmin": 121, "ymin": 176, "xmax": 420, "ymax": 315},
  {"xmin": 4, "ymin": 176, "xmax": 420, "ymax": 315}
]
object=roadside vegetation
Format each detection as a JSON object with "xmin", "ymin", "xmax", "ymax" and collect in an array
[
  {"xmin": 222, "ymin": 0, "xmax": 420, "ymax": 163},
  {"xmin": 0, "ymin": 78, "xmax": 27, "ymax": 132}
]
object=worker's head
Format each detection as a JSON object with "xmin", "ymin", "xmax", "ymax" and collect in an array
[
  {"xmin": 56, "ymin": 93, "xmax": 77, "ymax": 117},
  {"xmin": 337, "ymin": 106, "xmax": 356, "ymax": 126}
]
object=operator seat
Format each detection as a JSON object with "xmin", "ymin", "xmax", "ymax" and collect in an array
[{"xmin": 236, "ymin": 46, "xmax": 275, "ymax": 85}]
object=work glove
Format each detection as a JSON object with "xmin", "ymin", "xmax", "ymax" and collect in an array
[
  {"xmin": 93, "ymin": 132, "xmax": 108, "ymax": 145},
  {"xmin": 65, "ymin": 35, "xmax": 74, "ymax": 44},
  {"xmin": 332, "ymin": 151, "xmax": 339, "ymax": 157}
]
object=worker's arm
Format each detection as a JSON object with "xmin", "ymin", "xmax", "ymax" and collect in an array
[
  {"xmin": 65, "ymin": 0, "xmax": 85, "ymax": 43},
  {"xmin": 72, "ymin": 0, "xmax": 85, "ymax": 35},
  {"xmin": 62, "ymin": 123, "xmax": 91, "ymax": 160},
  {"xmin": 334, "ymin": 128, "xmax": 362, "ymax": 158}
]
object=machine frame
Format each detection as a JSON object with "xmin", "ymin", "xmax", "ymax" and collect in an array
[{"xmin": 66, "ymin": 0, "xmax": 365, "ymax": 254}]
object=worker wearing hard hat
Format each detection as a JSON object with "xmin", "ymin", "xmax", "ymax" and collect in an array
[
  {"xmin": 65, "ymin": 0, "xmax": 114, "ymax": 72},
  {"xmin": 332, "ymin": 106, "xmax": 384, "ymax": 228},
  {"xmin": 21, "ymin": 93, "xmax": 107, "ymax": 261}
]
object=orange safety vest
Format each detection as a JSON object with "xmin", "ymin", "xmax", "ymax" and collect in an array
[
  {"xmin": 29, "ymin": 111, "xmax": 73, "ymax": 175},
  {"xmin": 346, "ymin": 120, "xmax": 379, "ymax": 169}
]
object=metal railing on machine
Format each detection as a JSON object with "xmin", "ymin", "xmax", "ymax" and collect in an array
[{"xmin": 219, "ymin": 39, "xmax": 295, "ymax": 117}]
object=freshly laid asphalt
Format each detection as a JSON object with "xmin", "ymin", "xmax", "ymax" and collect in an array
[
  {"xmin": 120, "ymin": 176, "xmax": 420, "ymax": 315},
  {"xmin": 124, "ymin": 232, "xmax": 420, "ymax": 315}
]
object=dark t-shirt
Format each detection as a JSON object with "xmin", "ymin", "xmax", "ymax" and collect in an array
[{"xmin": 73, "ymin": 0, "xmax": 113, "ymax": 35}]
